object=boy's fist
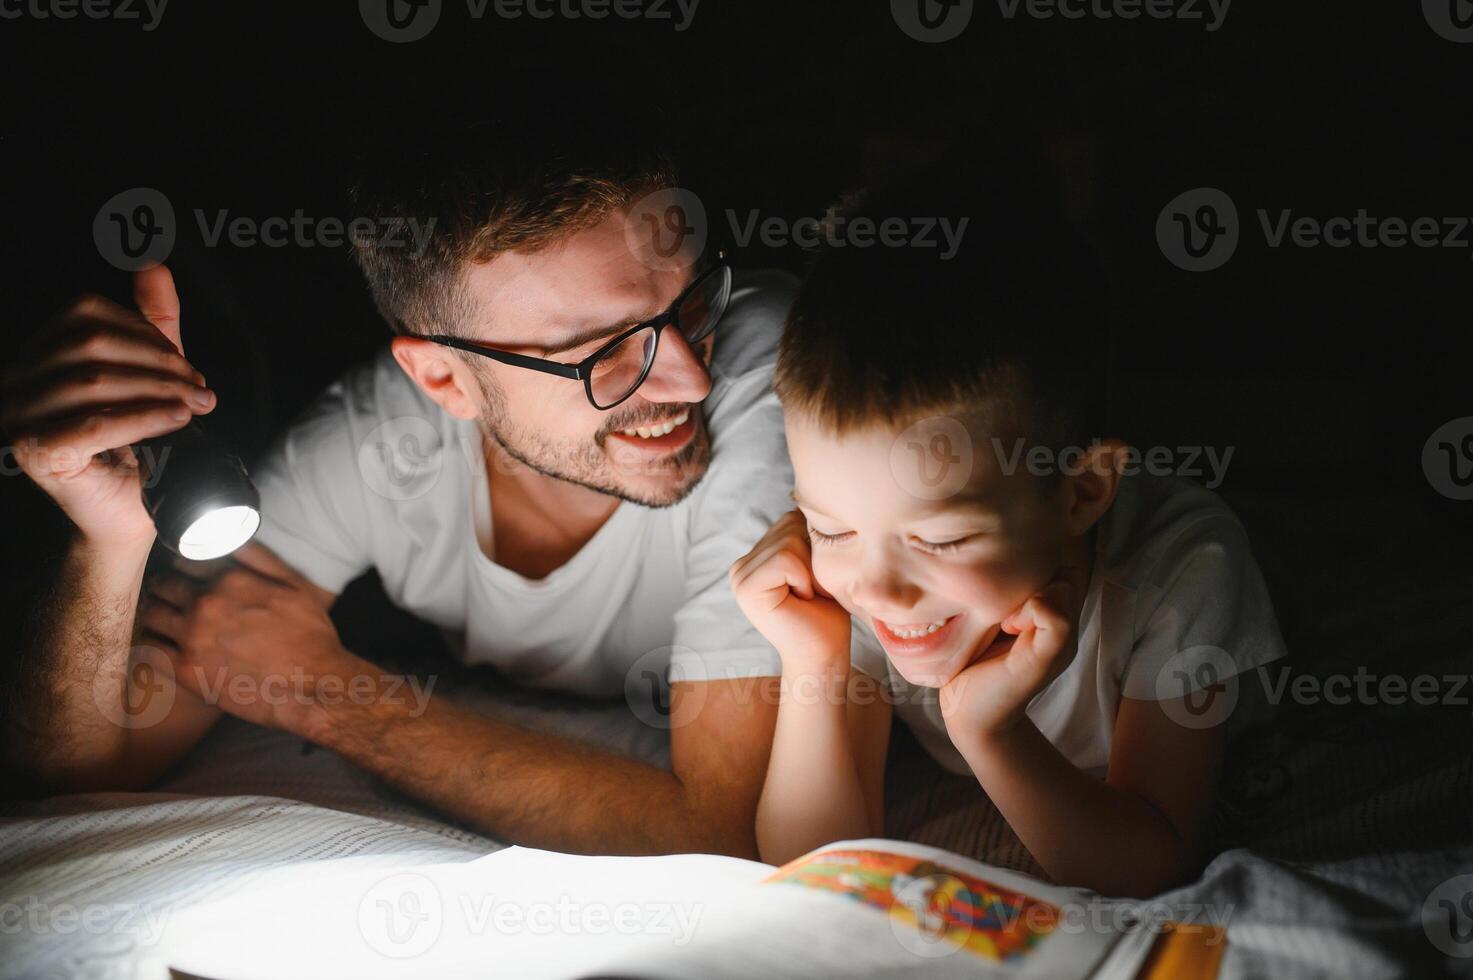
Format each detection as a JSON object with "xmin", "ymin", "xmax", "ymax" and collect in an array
[
  {"xmin": 939, "ymin": 571, "xmax": 1083, "ymax": 744},
  {"xmin": 729, "ymin": 509, "xmax": 852, "ymax": 670}
]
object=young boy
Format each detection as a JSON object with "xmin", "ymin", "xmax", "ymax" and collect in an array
[{"xmin": 730, "ymin": 163, "xmax": 1286, "ymax": 898}]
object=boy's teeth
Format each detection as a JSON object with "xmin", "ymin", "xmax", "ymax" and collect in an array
[
  {"xmin": 620, "ymin": 410, "xmax": 689, "ymax": 439},
  {"xmin": 887, "ymin": 619, "xmax": 948, "ymax": 639}
]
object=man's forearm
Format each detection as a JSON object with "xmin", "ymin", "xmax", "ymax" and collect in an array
[
  {"xmin": 8, "ymin": 532, "xmax": 150, "ymax": 791},
  {"xmin": 298, "ymin": 670, "xmax": 757, "ymax": 857}
]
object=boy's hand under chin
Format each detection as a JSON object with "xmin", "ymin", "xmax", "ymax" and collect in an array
[
  {"xmin": 939, "ymin": 567, "xmax": 1086, "ymax": 746},
  {"xmin": 730, "ymin": 509, "xmax": 852, "ymax": 671}
]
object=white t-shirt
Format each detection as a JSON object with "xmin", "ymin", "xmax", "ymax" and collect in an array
[
  {"xmin": 252, "ymin": 269, "xmax": 881, "ymax": 695},
  {"xmin": 870, "ymin": 473, "xmax": 1288, "ymax": 777}
]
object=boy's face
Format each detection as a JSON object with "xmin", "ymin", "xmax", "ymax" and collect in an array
[{"xmin": 786, "ymin": 410, "xmax": 1075, "ymax": 688}]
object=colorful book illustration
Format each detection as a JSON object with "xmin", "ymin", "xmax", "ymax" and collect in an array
[{"xmin": 765, "ymin": 848, "xmax": 1059, "ymax": 962}]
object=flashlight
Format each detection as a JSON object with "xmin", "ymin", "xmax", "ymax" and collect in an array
[{"xmin": 137, "ymin": 420, "xmax": 261, "ymax": 560}]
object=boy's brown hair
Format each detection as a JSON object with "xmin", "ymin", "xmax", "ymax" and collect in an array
[{"xmin": 775, "ymin": 150, "xmax": 1110, "ymax": 456}]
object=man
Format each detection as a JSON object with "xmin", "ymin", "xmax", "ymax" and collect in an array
[{"xmin": 0, "ymin": 113, "xmax": 877, "ymax": 857}]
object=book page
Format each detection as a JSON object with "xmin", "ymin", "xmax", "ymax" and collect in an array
[
  {"xmin": 598, "ymin": 838, "xmax": 1138, "ymax": 980},
  {"xmin": 0, "ymin": 793, "xmax": 493, "ymax": 980},
  {"xmin": 164, "ymin": 839, "xmax": 1146, "ymax": 980},
  {"xmin": 165, "ymin": 845, "xmax": 773, "ymax": 979}
]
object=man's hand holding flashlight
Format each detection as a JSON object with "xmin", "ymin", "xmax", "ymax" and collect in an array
[{"xmin": 0, "ymin": 266, "xmax": 215, "ymax": 550}]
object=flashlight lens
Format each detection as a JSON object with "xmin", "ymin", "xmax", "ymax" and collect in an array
[{"xmin": 178, "ymin": 505, "xmax": 261, "ymax": 560}]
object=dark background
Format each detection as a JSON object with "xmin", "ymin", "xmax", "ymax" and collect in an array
[
  {"xmin": 2, "ymin": 2, "xmax": 1468, "ymax": 488},
  {"xmin": 2, "ymin": 1, "xmax": 1471, "ymax": 852}
]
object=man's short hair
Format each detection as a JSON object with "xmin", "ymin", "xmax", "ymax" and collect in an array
[
  {"xmin": 348, "ymin": 102, "xmax": 676, "ymax": 338},
  {"xmin": 774, "ymin": 149, "xmax": 1111, "ymax": 456}
]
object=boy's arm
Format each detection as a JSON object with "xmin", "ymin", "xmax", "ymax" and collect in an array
[
  {"xmin": 952, "ymin": 698, "xmax": 1223, "ymax": 898},
  {"xmin": 941, "ymin": 580, "xmax": 1224, "ymax": 896},
  {"xmin": 756, "ymin": 663, "xmax": 891, "ymax": 865},
  {"xmin": 733, "ymin": 510, "xmax": 889, "ymax": 865}
]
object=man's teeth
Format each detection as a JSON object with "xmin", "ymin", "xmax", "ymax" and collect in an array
[
  {"xmin": 886, "ymin": 619, "xmax": 950, "ymax": 639},
  {"xmin": 620, "ymin": 410, "xmax": 689, "ymax": 439}
]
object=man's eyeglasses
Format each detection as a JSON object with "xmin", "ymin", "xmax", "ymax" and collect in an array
[{"xmin": 411, "ymin": 264, "xmax": 733, "ymax": 411}]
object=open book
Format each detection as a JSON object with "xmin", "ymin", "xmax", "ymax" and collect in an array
[{"xmin": 165, "ymin": 837, "xmax": 1223, "ymax": 979}]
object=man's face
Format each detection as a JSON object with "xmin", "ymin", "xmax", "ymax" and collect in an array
[
  {"xmin": 458, "ymin": 209, "xmax": 715, "ymax": 507},
  {"xmin": 786, "ymin": 410, "xmax": 1070, "ymax": 688}
]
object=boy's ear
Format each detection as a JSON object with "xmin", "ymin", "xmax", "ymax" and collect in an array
[
  {"xmin": 1060, "ymin": 438, "xmax": 1127, "ymax": 537},
  {"xmin": 390, "ymin": 335, "xmax": 481, "ymax": 421}
]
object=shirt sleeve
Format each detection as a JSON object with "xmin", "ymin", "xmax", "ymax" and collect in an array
[
  {"xmin": 667, "ymin": 371, "xmax": 791, "ymax": 681},
  {"xmin": 1119, "ymin": 514, "xmax": 1288, "ymax": 701},
  {"xmin": 250, "ymin": 377, "xmax": 377, "ymax": 596}
]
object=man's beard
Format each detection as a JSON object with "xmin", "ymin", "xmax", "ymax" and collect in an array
[{"xmin": 476, "ymin": 373, "xmax": 711, "ymax": 508}]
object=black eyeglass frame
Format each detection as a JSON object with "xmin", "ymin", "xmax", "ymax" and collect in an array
[{"xmin": 409, "ymin": 263, "xmax": 732, "ymax": 411}]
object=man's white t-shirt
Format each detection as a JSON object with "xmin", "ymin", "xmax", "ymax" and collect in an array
[
  {"xmin": 870, "ymin": 473, "xmax": 1288, "ymax": 777},
  {"xmin": 252, "ymin": 269, "xmax": 880, "ymax": 695}
]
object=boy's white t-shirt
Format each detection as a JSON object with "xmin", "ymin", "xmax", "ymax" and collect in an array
[
  {"xmin": 250, "ymin": 269, "xmax": 881, "ymax": 695},
  {"xmin": 864, "ymin": 473, "xmax": 1288, "ymax": 777}
]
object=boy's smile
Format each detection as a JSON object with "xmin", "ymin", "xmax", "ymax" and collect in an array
[{"xmin": 786, "ymin": 410, "xmax": 1085, "ymax": 688}]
